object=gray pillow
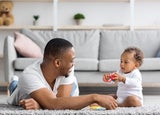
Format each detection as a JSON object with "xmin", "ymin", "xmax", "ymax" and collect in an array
[
  {"xmin": 20, "ymin": 29, "xmax": 100, "ymax": 59},
  {"xmin": 100, "ymin": 30, "xmax": 160, "ymax": 59},
  {"xmin": 35, "ymin": 30, "xmax": 100, "ymax": 59}
]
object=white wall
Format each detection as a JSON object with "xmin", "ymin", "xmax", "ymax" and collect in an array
[
  {"xmin": 135, "ymin": 1, "xmax": 160, "ymax": 26},
  {"xmin": 11, "ymin": 1, "xmax": 160, "ymax": 27},
  {"xmin": 58, "ymin": 2, "xmax": 130, "ymax": 26},
  {"xmin": 12, "ymin": 2, "xmax": 53, "ymax": 26},
  {"xmin": 12, "ymin": 2, "xmax": 130, "ymax": 26},
  {"xmin": 1, "ymin": 1, "xmax": 160, "ymax": 83}
]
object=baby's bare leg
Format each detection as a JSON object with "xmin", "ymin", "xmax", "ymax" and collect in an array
[{"xmin": 118, "ymin": 95, "xmax": 142, "ymax": 107}]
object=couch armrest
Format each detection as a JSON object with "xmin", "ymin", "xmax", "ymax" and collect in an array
[{"xmin": 4, "ymin": 36, "xmax": 17, "ymax": 83}]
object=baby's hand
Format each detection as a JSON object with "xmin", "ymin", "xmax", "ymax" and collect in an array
[
  {"xmin": 103, "ymin": 73, "xmax": 116, "ymax": 82},
  {"xmin": 103, "ymin": 73, "xmax": 110, "ymax": 82},
  {"xmin": 114, "ymin": 73, "xmax": 126, "ymax": 83}
]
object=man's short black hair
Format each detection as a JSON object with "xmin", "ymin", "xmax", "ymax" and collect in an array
[{"xmin": 44, "ymin": 38, "xmax": 73, "ymax": 60}]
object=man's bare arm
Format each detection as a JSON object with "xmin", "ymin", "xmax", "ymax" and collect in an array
[
  {"xmin": 30, "ymin": 88, "xmax": 117, "ymax": 110},
  {"xmin": 56, "ymin": 84, "xmax": 72, "ymax": 97},
  {"xmin": 19, "ymin": 84, "xmax": 73, "ymax": 110}
]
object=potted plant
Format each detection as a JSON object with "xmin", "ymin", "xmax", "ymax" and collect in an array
[
  {"xmin": 73, "ymin": 13, "xmax": 85, "ymax": 25},
  {"xmin": 33, "ymin": 15, "xmax": 40, "ymax": 26}
]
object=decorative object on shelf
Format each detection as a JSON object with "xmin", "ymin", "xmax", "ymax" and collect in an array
[
  {"xmin": 0, "ymin": 1, "xmax": 14, "ymax": 26},
  {"xmin": 102, "ymin": 24, "xmax": 124, "ymax": 27},
  {"xmin": 73, "ymin": 13, "xmax": 85, "ymax": 25},
  {"xmin": 33, "ymin": 15, "xmax": 40, "ymax": 26}
]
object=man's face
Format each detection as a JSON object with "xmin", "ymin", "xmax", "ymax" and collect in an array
[{"xmin": 59, "ymin": 47, "xmax": 75, "ymax": 77}]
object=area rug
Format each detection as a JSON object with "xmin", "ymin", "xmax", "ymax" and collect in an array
[{"xmin": 0, "ymin": 104, "xmax": 160, "ymax": 115}]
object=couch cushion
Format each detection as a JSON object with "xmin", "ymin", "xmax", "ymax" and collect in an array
[
  {"xmin": 100, "ymin": 31, "xmax": 160, "ymax": 60},
  {"xmin": 35, "ymin": 30, "xmax": 100, "ymax": 59},
  {"xmin": 75, "ymin": 58, "xmax": 98, "ymax": 71},
  {"xmin": 21, "ymin": 29, "xmax": 100, "ymax": 59},
  {"xmin": 99, "ymin": 58, "xmax": 160, "ymax": 72},
  {"xmin": 14, "ymin": 58, "xmax": 40, "ymax": 70},
  {"xmin": 140, "ymin": 58, "xmax": 160, "ymax": 70},
  {"xmin": 99, "ymin": 59, "xmax": 120, "ymax": 72},
  {"xmin": 14, "ymin": 58, "xmax": 99, "ymax": 71}
]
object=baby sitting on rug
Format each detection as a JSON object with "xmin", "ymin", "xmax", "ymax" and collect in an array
[{"xmin": 103, "ymin": 46, "xmax": 144, "ymax": 107}]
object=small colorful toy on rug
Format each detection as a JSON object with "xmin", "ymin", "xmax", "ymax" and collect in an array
[{"xmin": 90, "ymin": 104, "xmax": 106, "ymax": 110}]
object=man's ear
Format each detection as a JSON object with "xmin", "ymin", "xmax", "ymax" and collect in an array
[{"xmin": 54, "ymin": 59, "xmax": 61, "ymax": 68}]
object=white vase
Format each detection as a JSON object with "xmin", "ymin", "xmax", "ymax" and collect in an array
[
  {"xmin": 75, "ymin": 19, "xmax": 83, "ymax": 25},
  {"xmin": 33, "ymin": 20, "xmax": 39, "ymax": 26}
]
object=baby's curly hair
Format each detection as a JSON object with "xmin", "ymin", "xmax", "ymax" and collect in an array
[{"xmin": 123, "ymin": 47, "xmax": 144, "ymax": 66}]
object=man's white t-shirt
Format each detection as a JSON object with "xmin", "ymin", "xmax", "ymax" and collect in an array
[
  {"xmin": 116, "ymin": 69, "xmax": 143, "ymax": 105},
  {"xmin": 7, "ymin": 60, "xmax": 79, "ymax": 105}
]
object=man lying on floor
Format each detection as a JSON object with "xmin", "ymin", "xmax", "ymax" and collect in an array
[{"xmin": 7, "ymin": 38, "xmax": 118, "ymax": 110}]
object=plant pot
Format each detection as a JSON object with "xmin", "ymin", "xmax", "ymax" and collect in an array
[
  {"xmin": 75, "ymin": 19, "xmax": 83, "ymax": 25},
  {"xmin": 33, "ymin": 20, "xmax": 39, "ymax": 26}
]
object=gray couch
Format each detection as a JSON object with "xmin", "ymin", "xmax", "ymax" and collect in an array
[{"xmin": 4, "ymin": 29, "xmax": 160, "ymax": 89}]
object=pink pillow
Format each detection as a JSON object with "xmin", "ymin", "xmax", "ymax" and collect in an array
[{"xmin": 14, "ymin": 32, "xmax": 43, "ymax": 58}]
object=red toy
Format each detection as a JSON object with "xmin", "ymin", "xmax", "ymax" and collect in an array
[{"xmin": 103, "ymin": 73, "xmax": 116, "ymax": 83}]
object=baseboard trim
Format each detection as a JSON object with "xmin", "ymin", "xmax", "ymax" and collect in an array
[
  {"xmin": 0, "ymin": 85, "xmax": 160, "ymax": 95},
  {"xmin": 79, "ymin": 86, "xmax": 160, "ymax": 95}
]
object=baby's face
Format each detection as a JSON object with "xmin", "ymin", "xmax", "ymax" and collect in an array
[{"xmin": 120, "ymin": 52, "xmax": 137, "ymax": 74}]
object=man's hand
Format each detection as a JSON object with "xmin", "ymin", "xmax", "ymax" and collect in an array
[
  {"xmin": 19, "ymin": 98, "xmax": 41, "ymax": 110},
  {"xmin": 108, "ymin": 94, "xmax": 117, "ymax": 99},
  {"xmin": 96, "ymin": 95, "xmax": 118, "ymax": 110}
]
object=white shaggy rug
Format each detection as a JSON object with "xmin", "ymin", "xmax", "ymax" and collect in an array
[{"xmin": 0, "ymin": 104, "xmax": 160, "ymax": 115}]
